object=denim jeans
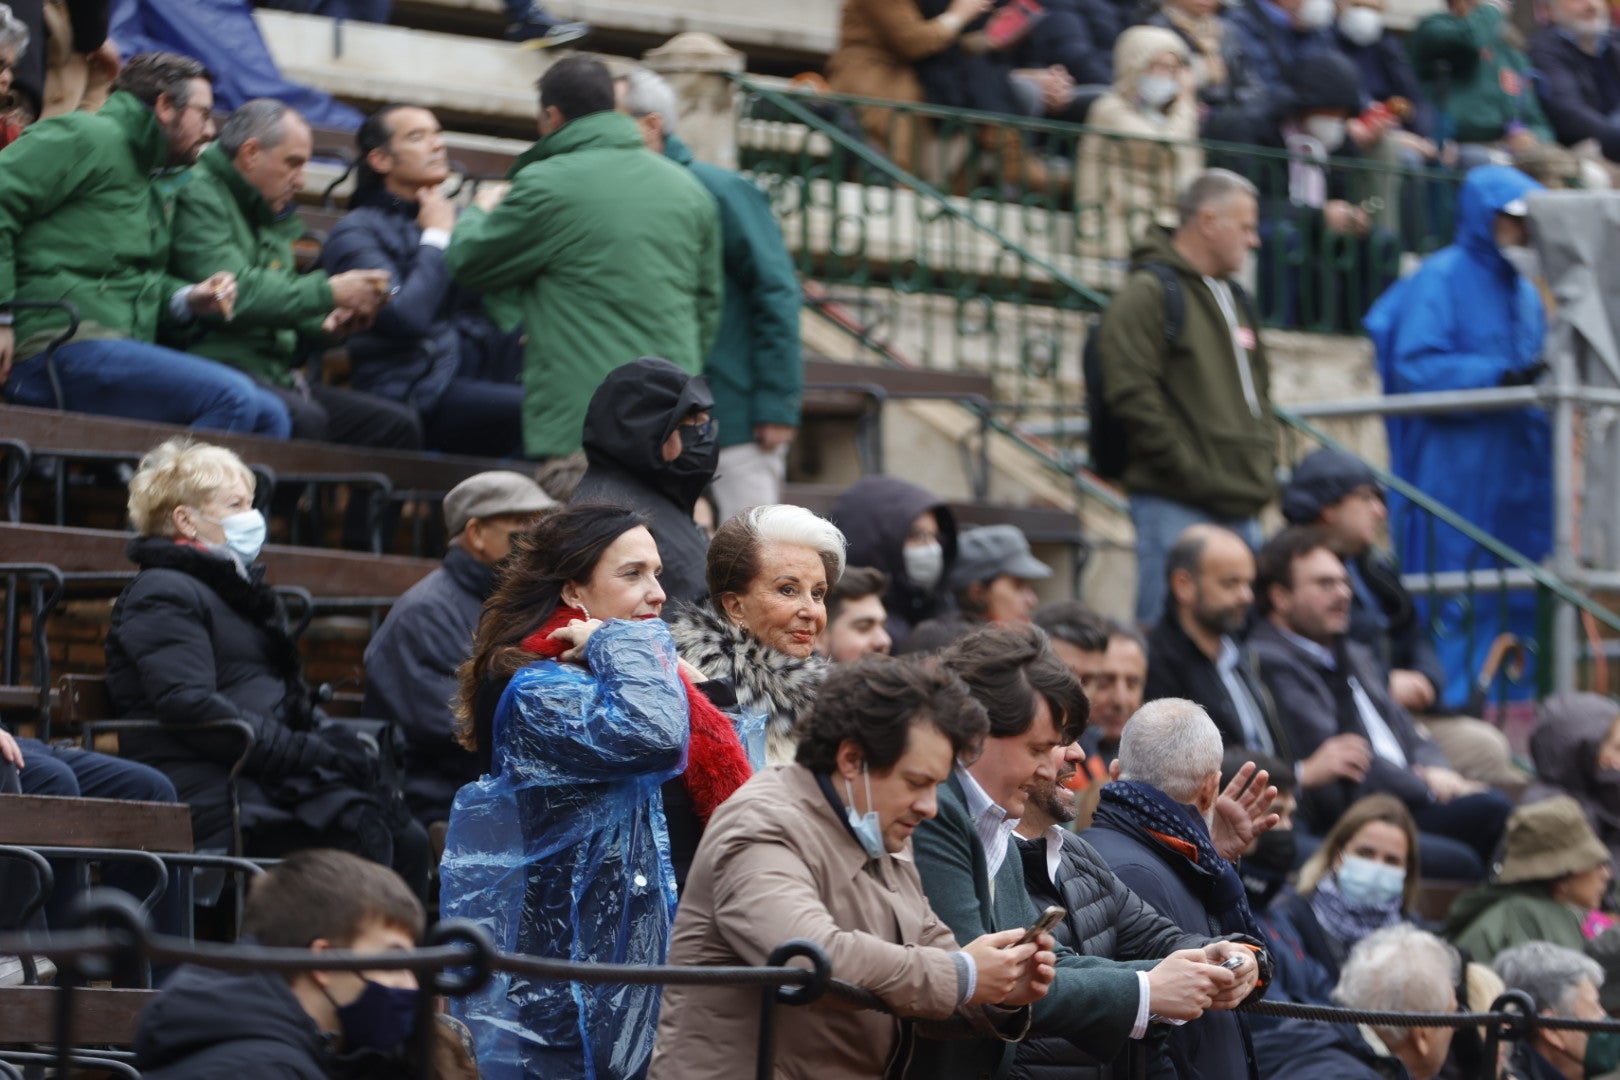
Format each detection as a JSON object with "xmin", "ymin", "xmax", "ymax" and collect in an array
[
  {"xmin": 1130, "ymin": 492, "xmax": 1262, "ymax": 625},
  {"xmin": 5, "ymin": 338, "xmax": 291, "ymax": 436}
]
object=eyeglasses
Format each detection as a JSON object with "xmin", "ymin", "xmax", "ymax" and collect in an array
[{"xmin": 680, "ymin": 418, "xmax": 716, "ymax": 440}]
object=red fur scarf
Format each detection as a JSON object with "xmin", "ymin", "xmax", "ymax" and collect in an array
[{"xmin": 521, "ymin": 607, "xmax": 751, "ymax": 822}]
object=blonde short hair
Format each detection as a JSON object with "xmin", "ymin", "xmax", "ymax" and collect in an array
[{"xmin": 127, "ymin": 438, "xmax": 256, "ymax": 538}]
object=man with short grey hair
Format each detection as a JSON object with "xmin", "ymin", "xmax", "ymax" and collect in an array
[
  {"xmin": 615, "ymin": 67, "xmax": 802, "ymax": 520},
  {"xmin": 1094, "ymin": 167, "xmax": 1274, "ymax": 623},
  {"xmin": 169, "ymin": 98, "xmax": 421, "ymax": 448},
  {"xmin": 1495, "ymin": 941, "xmax": 1611, "ymax": 1080},
  {"xmin": 1087, "ymin": 697, "xmax": 1272, "ymax": 1079},
  {"xmin": 1285, "ymin": 924, "xmax": 1459, "ymax": 1079}
]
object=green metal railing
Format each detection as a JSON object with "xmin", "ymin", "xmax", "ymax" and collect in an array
[
  {"xmin": 732, "ymin": 73, "xmax": 1620, "ymax": 696},
  {"xmin": 734, "ymin": 79, "xmax": 1466, "ymax": 339}
]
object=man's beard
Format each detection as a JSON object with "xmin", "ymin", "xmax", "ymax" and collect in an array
[{"xmin": 1028, "ymin": 779, "xmax": 1077, "ymax": 825}]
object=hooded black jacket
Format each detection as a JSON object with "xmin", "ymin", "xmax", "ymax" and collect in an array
[
  {"xmin": 105, "ymin": 538, "xmax": 376, "ymax": 849},
  {"xmin": 575, "ymin": 356, "xmax": 716, "ymax": 610},
  {"xmin": 135, "ymin": 964, "xmax": 335, "ymax": 1079},
  {"xmin": 829, "ymin": 476, "xmax": 958, "ymax": 649}
]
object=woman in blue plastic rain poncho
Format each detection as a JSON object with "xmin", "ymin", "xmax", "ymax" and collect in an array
[{"xmin": 440, "ymin": 502, "xmax": 747, "ymax": 1080}]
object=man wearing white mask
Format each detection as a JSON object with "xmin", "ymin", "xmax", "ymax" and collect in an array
[{"xmin": 831, "ymin": 477, "xmax": 959, "ymax": 651}]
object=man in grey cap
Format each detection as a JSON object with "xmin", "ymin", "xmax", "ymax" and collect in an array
[
  {"xmin": 898, "ymin": 525, "xmax": 1053, "ymax": 653},
  {"xmin": 1282, "ymin": 447, "xmax": 1529, "ymax": 796},
  {"xmin": 362, "ymin": 470, "xmax": 555, "ymax": 824}
]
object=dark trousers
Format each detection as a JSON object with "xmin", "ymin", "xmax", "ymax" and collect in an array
[
  {"xmin": 265, "ymin": 381, "xmax": 424, "ymax": 449},
  {"xmin": 424, "ymin": 378, "xmax": 526, "ymax": 458},
  {"xmin": 1410, "ymin": 790, "xmax": 1515, "ymax": 881}
]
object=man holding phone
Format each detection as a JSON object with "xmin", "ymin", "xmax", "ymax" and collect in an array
[
  {"xmin": 1012, "ymin": 705, "xmax": 1274, "ymax": 1077},
  {"xmin": 907, "ymin": 625, "xmax": 1259, "ymax": 1080},
  {"xmin": 652, "ymin": 656, "xmax": 1055, "ymax": 1080}
]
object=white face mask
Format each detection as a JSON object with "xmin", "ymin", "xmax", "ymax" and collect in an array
[
  {"xmin": 844, "ymin": 764, "xmax": 887, "ymax": 860},
  {"xmin": 197, "ymin": 508, "xmax": 267, "ymax": 564},
  {"xmin": 1137, "ymin": 73, "xmax": 1180, "ymax": 109},
  {"xmin": 1303, "ymin": 115, "xmax": 1348, "ymax": 151},
  {"xmin": 1298, "ymin": 0, "xmax": 1337, "ymax": 29},
  {"xmin": 903, "ymin": 542, "xmax": 945, "ymax": 591},
  {"xmin": 1337, "ymin": 5, "xmax": 1384, "ymax": 45},
  {"xmin": 1500, "ymin": 243, "xmax": 1542, "ymax": 280}
]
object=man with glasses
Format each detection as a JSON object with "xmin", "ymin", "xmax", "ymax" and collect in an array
[{"xmin": 0, "ymin": 52, "xmax": 290, "ymax": 435}]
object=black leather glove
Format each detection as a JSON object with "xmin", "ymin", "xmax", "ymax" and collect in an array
[
  {"xmin": 319, "ymin": 728, "xmax": 380, "ymax": 789},
  {"xmin": 1500, "ymin": 361, "xmax": 1548, "ymax": 387}
]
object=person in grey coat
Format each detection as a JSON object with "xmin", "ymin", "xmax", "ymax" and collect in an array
[{"xmin": 361, "ymin": 471, "xmax": 554, "ymax": 824}]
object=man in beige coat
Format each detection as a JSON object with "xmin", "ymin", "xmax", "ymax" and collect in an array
[{"xmin": 649, "ymin": 656, "xmax": 1057, "ymax": 1080}]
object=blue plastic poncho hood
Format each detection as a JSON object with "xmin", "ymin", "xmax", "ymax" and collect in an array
[
  {"xmin": 440, "ymin": 618, "xmax": 689, "ymax": 1080},
  {"xmin": 1454, "ymin": 164, "xmax": 1544, "ymax": 264}
]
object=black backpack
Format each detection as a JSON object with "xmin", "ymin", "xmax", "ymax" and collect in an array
[{"xmin": 1083, "ymin": 263, "xmax": 1254, "ymax": 480}]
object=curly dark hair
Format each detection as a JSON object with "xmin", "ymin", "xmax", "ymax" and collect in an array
[
  {"xmin": 795, "ymin": 654, "xmax": 988, "ymax": 773},
  {"xmin": 942, "ymin": 623, "xmax": 1088, "ymax": 741}
]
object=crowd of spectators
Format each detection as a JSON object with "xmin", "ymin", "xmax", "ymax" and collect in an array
[{"xmin": 2, "ymin": 11, "xmax": 1618, "ymax": 1080}]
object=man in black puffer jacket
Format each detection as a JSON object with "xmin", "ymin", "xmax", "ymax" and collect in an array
[{"xmin": 1012, "ymin": 715, "xmax": 1268, "ymax": 1079}]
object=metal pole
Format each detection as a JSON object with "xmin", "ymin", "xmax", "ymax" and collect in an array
[{"xmin": 1550, "ymin": 334, "xmax": 1582, "ymax": 694}]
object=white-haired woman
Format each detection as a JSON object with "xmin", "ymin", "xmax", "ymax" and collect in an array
[
  {"xmin": 103, "ymin": 438, "xmax": 429, "ymax": 896},
  {"xmin": 671, "ymin": 503, "xmax": 845, "ymax": 768}
]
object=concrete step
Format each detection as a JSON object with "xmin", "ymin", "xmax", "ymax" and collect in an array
[{"xmin": 391, "ymin": 0, "xmax": 836, "ymax": 71}]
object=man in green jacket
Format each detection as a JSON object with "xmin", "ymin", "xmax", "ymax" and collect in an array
[
  {"xmin": 0, "ymin": 52, "xmax": 290, "ymax": 435},
  {"xmin": 169, "ymin": 99, "xmax": 421, "ymax": 448},
  {"xmin": 617, "ymin": 68, "xmax": 802, "ymax": 519},
  {"xmin": 1096, "ymin": 168, "xmax": 1275, "ymax": 625},
  {"xmin": 445, "ymin": 55, "xmax": 722, "ymax": 460},
  {"xmin": 1408, "ymin": 0, "xmax": 1555, "ymax": 165}
]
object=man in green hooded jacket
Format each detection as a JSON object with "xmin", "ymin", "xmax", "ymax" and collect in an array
[
  {"xmin": 169, "ymin": 99, "xmax": 421, "ymax": 448},
  {"xmin": 0, "ymin": 52, "xmax": 289, "ymax": 435},
  {"xmin": 445, "ymin": 54, "xmax": 722, "ymax": 460}
]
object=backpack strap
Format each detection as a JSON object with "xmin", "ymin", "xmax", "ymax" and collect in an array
[{"xmin": 1141, "ymin": 262, "xmax": 1186, "ymax": 348}]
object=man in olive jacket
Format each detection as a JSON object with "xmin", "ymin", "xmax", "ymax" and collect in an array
[
  {"xmin": 169, "ymin": 99, "xmax": 421, "ymax": 448},
  {"xmin": 1097, "ymin": 168, "xmax": 1276, "ymax": 624},
  {"xmin": 0, "ymin": 52, "xmax": 289, "ymax": 435},
  {"xmin": 446, "ymin": 55, "xmax": 722, "ymax": 460}
]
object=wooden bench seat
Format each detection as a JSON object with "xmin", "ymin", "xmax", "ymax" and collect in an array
[{"xmin": 0, "ymin": 984, "xmax": 158, "ymax": 1046}]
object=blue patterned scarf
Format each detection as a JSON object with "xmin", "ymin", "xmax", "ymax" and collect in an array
[
  {"xmin": 1094, "ymin": 780, "xmax": 1260, "ymax": 939},
  {"xmin": 1309, "ymin": 871, "xmax": 1403, "ymax": 953}
]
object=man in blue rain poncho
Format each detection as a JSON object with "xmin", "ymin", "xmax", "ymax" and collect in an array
[
  {"xmin": 1363, "ymin": 164, "xmax": 1551, "ymax": 711},
  {"xmin": 439, "ymin": 504, "xmax": 694, "ymax": 1080}
]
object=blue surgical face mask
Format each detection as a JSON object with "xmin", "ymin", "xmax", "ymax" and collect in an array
[
  {"xmin": 333, "ymin": 977, "xmax": 419, "ymax": 1055},
  {"xmin": 1335, "ymin": 854, "xmax": 1406, "ymax": 909},
  {"xmin": 845, "ymin": 764, "xmax": 887, "ymax": 860},
  {"xmin": 199, "ymin": 508, "xmax": 267, "ymax": 564}
]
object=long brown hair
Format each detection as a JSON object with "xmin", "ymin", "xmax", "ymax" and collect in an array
[{"xmin": 454, "ymin": 503, "xmax": 650, "ymax": 753}]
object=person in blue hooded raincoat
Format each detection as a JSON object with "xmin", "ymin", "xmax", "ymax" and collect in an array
[
  {"xmin": 1362, "ymin": 164, "xmax": 1551, "ymax": 712},
  {"xmin": 439, "ymin": 502, "xmax": 691, "ymax": 1080}
]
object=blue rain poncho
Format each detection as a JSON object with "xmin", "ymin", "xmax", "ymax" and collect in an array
[
  {"xmin": 1363, "ymin": 165, "xmax": 1550, "ymax": 710},
  {"xmin": 440, "ymin": 618, "xmax": 689, "ymax": 1080}
]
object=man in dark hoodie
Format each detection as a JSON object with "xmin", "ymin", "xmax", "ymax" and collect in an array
[
  {"xmin": 1095, "ymin": 169, "xmax": 1274, "ymax": 624},
  {"xmin": 135, "ymin": 848, "xmax": 426, "ymax": 1080},
  {"xmin": 830, "ymin": 475, "xmax": 959, "ymax": 651},
  {"xmin": 573, "ymin": 355, "xmax": 719, "ymax": 609}
]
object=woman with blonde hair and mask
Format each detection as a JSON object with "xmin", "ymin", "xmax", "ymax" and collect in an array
[
  {"xmin": 1270, "ymin": 794, "xmax": 1421, "ymax": 981},
  {"xmin": 104, "ymin": 437, "xmax": 429, "ymax": 894},
  {"xmin": 1076, "ymin": 25, "xmax": 1204, "ymax": 283}
]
